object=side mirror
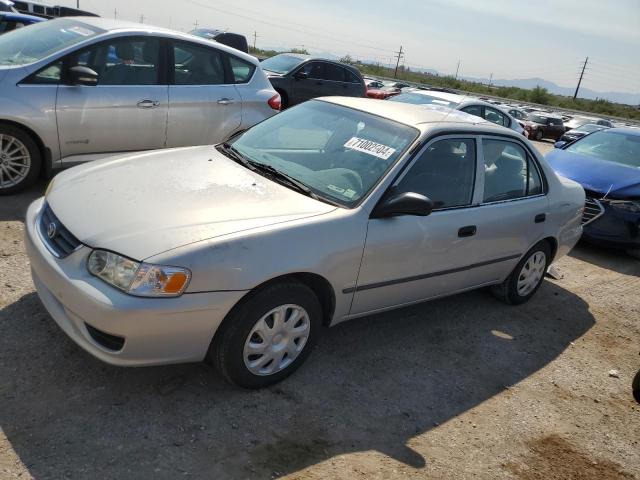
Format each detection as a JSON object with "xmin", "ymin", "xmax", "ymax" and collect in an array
[
  {"xmin": 554, "ymin": 140, "xmax": 567, "ymax": 149},
  {"xmin": 372, "ymin": 191, "xmax": 434, "ymax": 219},
  {"xmin": 69, "ymin": 66, "xmax": 98, "ymax": 86},
  {"xmin": 293, "ymin": 70, "xmax": 309, "ymax": 80}
]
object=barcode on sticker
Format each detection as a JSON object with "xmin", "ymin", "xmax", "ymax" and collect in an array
[{"xmin": 344, "ymin": 137, "xmax": 396, "ymax": 160}]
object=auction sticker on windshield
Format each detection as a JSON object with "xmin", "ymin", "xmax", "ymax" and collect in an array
[{"xmin": 344, "ymin": 137, "xmax": 396, "ymax": 160}]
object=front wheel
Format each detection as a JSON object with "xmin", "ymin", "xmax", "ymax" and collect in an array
[
  {"xmin": 0, "ymin": 125, "xmax": 41, "ymax": 195},
  {"xmin": 209, "ymin": 281, "xmax": 322, "ymax": 388},
  {"xmin": 491, "ymin": 241, "xmax": 551, "ymax": 305}
]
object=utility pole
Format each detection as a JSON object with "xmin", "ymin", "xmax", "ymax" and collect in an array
[
  {"xmin": 455, "ymin": 60, "xmax": 460, "ymax": 80},
  {"xmin": 139, "ymin": 14, "xmax": 144, "ymax": 24},
  {"xmin": 393, "ymin": 45, "xmax": 404, "ymax": 79},
  {"xmin": 194, "ymin": 19, "xmax": 199, "ymax": 29},
  {"xmin": 574, "ymin": 57, "xmax": 589, "ymax": 100},
  {"xmin": 76, "ymin": 0, "xmax": 79, "ymax": 8},
  {"xmin": 253, "ymin": 31, "xmax": 258, "ymax": 50},
  {"xmin": 488, "ymin": 72, "xmax": 493, "ymax": 89},
  {"xmin": 113, "ymin": 8, "xmax": 117, "ymax": 19}
]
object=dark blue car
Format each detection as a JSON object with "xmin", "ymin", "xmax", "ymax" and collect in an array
[
  {"xmin": 0, "ymin": 11, "xmax": 44, "ymax": 34},
  {"xmin": 546, "ymin": 128, "xmax": 640, "ymax": 254}
]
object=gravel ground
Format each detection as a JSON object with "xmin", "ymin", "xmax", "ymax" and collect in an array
[{"xmin": 1, "ymin": 140, "xmax": 639, "ymax": 479}]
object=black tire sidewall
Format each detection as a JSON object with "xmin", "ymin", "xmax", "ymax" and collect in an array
[
  {"xmin": 535, "ymin": 130, "xmax": 543, "ymax": 141},
  {"xmin": 0, "ymin": 125, "xmax": 41, "ymax": 195},
  {"xmin": 212, "ymin": 282, "xmax": 322, "ymax": 388},
  {"xmin": 506, "ymin": 241, "xmax": 551, "ymax": 305}
]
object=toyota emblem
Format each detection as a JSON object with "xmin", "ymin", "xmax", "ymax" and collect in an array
[{"xmin": 47, "ymin": 222, "xmax": 57, "ymax": 239}]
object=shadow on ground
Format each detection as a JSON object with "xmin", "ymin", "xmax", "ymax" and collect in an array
[
  {"xmin": 0, "ymin": 179, "xmax": 46, "ymax": 222},
  {"xmin": 569, "ymin": 241, "xmax": 640, "ymax": 277},
  {"xmin": 0, "ymin": 279, "xmax": 594, "ymax": 479}
]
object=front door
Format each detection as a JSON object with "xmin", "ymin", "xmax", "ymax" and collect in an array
[
  {"xmin": 291, "ymin": 61, "xmax": 325, "ymax": 104},
  {"xmin": 166, "ymin": 40, "xmax": 241, "ymax": 148},
  {"xmin": 352, "ymin": 137, "xmax": 482, "ymax": 315},
  {"xmin": 56, "ymin": 36, "xmax": 168, "ymax": 159}
]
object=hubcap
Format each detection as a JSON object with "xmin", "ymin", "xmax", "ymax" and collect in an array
[
  {"xmin": 0, "ymin": 134, "xmax": 31, "ymax": 189},
  {"xmin": 517, "ymin": 251, "xmax": 546, "ymax": 296},
  {"xmin": 243, "ymin": 304, "xmax": 311, "ymax": 376}
]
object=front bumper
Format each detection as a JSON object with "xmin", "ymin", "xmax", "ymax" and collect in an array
[
  {"xmin": 583, "ymin": 203, "xmax": 640, "ymax": 249},
  {"xmin": 25, "ymin": 198, "xmax": 246, "ymax": 366}
]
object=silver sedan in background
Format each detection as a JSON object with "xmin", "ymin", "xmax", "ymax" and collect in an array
[
  {"xmin": 0, "ymin": 17, "xmax": 280, "ymax": 194},
  {"xmin": 25, "ymin": 98, "xmax": 584, "ymax": 388},
  {"xmin": 389, "ymin": 89, "xmax": 527, "ymax": 137}
]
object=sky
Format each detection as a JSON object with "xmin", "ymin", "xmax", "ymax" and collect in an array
[{"xmin": 52, "ymin": 0, "xmax": 639, "ymax": 95}]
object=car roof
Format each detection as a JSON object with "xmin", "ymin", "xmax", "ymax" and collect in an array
[
  {"xmin": 0, "ymin": 11, "xmax": 44, "ymax": 21},
  {"xmin": 46, "ymin": 17, "xmax": 259, "ymax": 64},
  {"xmin": 606, "ymin": 127, "xmax": 640, "ymax": 136},
  {"xmin": 317, "ymin": 96, "xmax": 508, "ymax": 134},
  {"xmin": 403, "ymin": 89, "xmax": 466, "ymax": 104}
]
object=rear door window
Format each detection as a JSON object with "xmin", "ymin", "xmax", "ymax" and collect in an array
[
  {"xmin": 173, "ymin": 42, "xmax": 226, "ymax": 85},
  {"xmin": 323, "ymin": 63, "xmax": 345, "ymax": 82}
]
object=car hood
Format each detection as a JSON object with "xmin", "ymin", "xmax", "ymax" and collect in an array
[
  {"xmin": 545, "ymin": 149, "xmax": 640, "ymax": 198},
  {"xmin": 46, "ymin": 146, "xmax": 336, "ymax": 260}
]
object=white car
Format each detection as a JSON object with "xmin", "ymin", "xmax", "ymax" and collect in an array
[
  {"xmin": 25, "ymin": 98, "xmax": 584, "ymax": 388},
  {"xmin": 389, "ymin": 90, "xmax": 526, "ymax": 137}
]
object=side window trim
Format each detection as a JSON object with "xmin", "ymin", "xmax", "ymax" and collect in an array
[
  {"xmin": 391, "ymin": 134, "xmax": 479, "ymax": 212},
  {"xmin": 478, "ymin": 135, "xmax": 548, "ymax": 206}
]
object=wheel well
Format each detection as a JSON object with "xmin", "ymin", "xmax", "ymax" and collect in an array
[
  {"xmin": 242, "ymin": 273, "xmax": 336, "ymax": 327},
  {"xmin": 0, "ymin": 120, "xmax": 48, "ymax": 177},
  {"xmin": 543, "ymin": 237, "xmax": 558, "ymax": 262}
]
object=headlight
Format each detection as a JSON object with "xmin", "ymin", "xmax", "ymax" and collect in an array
[
  {"xmin": 87, "ymin": 250, "xmax": 191, "ymax": 297},
  {"xmin": 607, "ymin": 200, "xmax": 640, "ymax": 214}
]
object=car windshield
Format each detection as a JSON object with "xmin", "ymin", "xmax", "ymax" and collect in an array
[
  {"xmin": 390, "ymin": 92, "xmax": 460, "ymax": 108},
  {"xmin": 260, "ymin": 54, "xmax": 305, "ymax": 74},
  {"xmin": 528, "ymin": 114, "xmax": 548, "ymax": 124},
  {"xmin": 565, "ymin": 130, "xmax": 640, "ymax": 168},
  {"xmin": 565, "ymin": 117, "xmax": 593, "ymax": 129},
  {"xmin": 228, "ymin": 100, "xmax": 419, "ymax": 207},
  {"xmin": 0, "ymin": 18, "xmax": 103, "ymax": 66}
]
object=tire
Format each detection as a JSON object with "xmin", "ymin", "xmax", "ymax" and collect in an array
[
  {"xmin": 633, "ymin": 369, "xmax": 640, "ymax": 404},
  {"xmin": 0, "ymin": 125, "xmax": 42, "ymax": 195},
  {"xmin": 491, "ymin": 240, "xmax": 551, "ymax": 305},
  {"xmin": 209, "ymin": 281, "xmax": 322, "ymax": 389},
  {"xmin": 534, "ymin": 129, "xmax": 543, "ymax": 141}
]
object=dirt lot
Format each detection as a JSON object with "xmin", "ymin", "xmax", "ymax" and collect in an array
[{"xmin": 1, "ymin": 140, "xmax": 639, "ymax": 479}]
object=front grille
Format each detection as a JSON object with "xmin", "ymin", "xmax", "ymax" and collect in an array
[
  {"xmin": 85, "ymin": 323, "xmax": 125, "ymax": 351},
  {"xmin": 582, "ymin": 197, "xmax": 605, "ymax": 226},
  {"xmin": 38, "ymin": 203, "xmax": 81, "ymax": 258}
]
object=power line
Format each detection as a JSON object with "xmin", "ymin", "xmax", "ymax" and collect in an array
[{"xmin": 574, "ymin": 56, "xmax": 588, "ymax": 99}]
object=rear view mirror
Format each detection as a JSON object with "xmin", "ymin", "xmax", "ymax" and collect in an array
[
  {"xmin": 372, "ymin": 191, "xmax": 434, "ymax": 218},
  {"xmin": 69, "ymin": 66, "xmax": 98, "ymax": 86},
  {"xmin": 293, "ymin": 70, "xmax": 309, "ymax": 80},
  {"xmin": 554, "ymin": 140, "xmax": 567, "ymax": 149}
]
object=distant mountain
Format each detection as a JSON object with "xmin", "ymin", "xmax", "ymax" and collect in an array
[{"xmin": 461, "ymin": 76, "xmax": 639, "ymax": 106}]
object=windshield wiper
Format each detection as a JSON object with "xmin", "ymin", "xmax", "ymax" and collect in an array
[{"xmin": 218, "ymin": 143, "xmax": 337, "ymax": 205}]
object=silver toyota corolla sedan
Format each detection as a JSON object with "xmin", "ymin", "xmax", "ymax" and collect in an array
[
  {"xmin": 0, "ymin": 17, "xmax": 279, "ymax": 194},
  {"xmin": 25, "ymin": 98, "xmax": 585, "ymax": 388}
]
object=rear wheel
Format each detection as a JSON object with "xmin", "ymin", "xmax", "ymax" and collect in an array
[
  {"xmin": 491, "ymin": 241, "xmax": 551, "ymax": 305},
  {"xmin": 0, "ymin": 125, "xmax": 41, "ymax": 195},
  {"xmin": 633, "ymin": 369, "xmax": 640, "ymax": 403},
  {"xmin": 210, "ymin": 281, "xmax": 322, "ymax": 388},
  {"xmin": 534, "ymin": 129, "xmax": 543, "ymax": 141}
]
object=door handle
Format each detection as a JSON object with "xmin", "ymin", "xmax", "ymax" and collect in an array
[
  {"xmin": 535, "ymin": 213, "xmax": 546, "ymax": 223},
  {"xmin": 217, "ymin": 98, "xmax": 235, "ymax": 105},
  {"xmin": 137, "ymin": 99, "xmax": 160, "ymax": 108},
  {"xmin": 458, "ymin": 225, "xmax": 477, "ymax": 237}
]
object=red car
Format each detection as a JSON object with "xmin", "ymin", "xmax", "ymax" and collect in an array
[{"xmin": 365, "ymin": 86, "xmax": 401, "ymax": 100}]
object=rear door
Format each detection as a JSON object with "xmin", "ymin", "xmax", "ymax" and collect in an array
[
  {"xmin": 546, "ymin": 118, "xmax": 564, "ymax": 139},
  {"xmin": 166, "ymin": 40, "xmax": 241, "ymax": 147},
  {"xmin": 467, "ymin": 136, "xmax": 549, "ymax": 284},
  {"xmin": 56, "ymin": 36, "xmax": 168, "ymax": 159},
  {"xmin": 321, "ymin": 62, "xmax": 350, "ymax": 96},
  {"xmin": 342, "ymin": 67, "xmax": 365, "ymax": 97}
]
